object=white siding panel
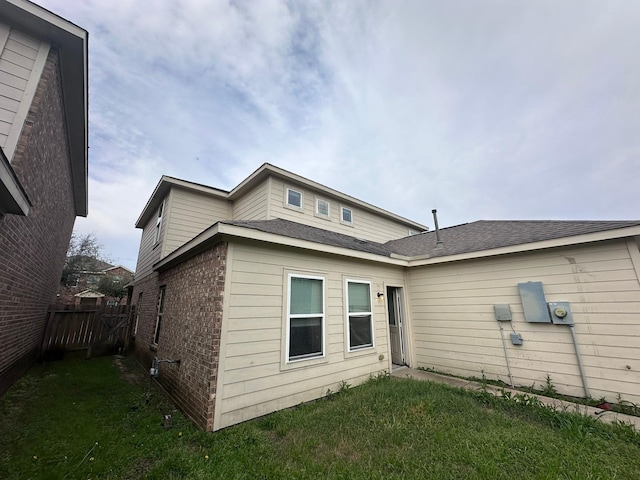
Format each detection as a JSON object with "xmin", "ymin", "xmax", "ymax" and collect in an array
[
  {"xmin": 216, "ymin": 242, "xmax": 405, "ymax": 429},
  {"xmin": 232, "ymin": 181, "xmax": 268, "ymax": 220},
  {"xmin": 0, "ymin": 28, "xmax": 47, "ymax": 157},
  {"xmin": 162, "ymin": 187, "xmax": 231, "ymax": 256},
  {"xmin": 409, "ymin": 240, "xmax": 640, "ymax": 404}
]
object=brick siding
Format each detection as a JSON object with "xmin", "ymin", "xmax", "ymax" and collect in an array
[
  {"xmin": 0, "ymin": 49, "xmax": 77, "ymax": 395},
  {"xmin": 131, "ymin": 242, "xmax": 227, "ymax": 431}
]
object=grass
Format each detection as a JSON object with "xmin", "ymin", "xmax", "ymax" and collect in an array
[{"xmin": 1, "ymin": 357, "xmax": 639, "ymax": 479}]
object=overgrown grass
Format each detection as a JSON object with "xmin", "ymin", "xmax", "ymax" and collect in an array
[{"xmin": 1, "ymin": 357, "xmax": 639, "ymax": 479}]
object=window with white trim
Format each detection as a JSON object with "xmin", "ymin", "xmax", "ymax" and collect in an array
[
  {"xmin": 287, "ymin": 275, "xmax": 324, "ymax": 361},
  {"xmin": 153, "ymin": 286, "xmax": 165, "ymax": 345},
  {"xmin": 341, "ymin": 206, "xmax": 353, "ymax": 224},
  {"xmin": 316, "ymin": 197, "xmax": 330, "ymax": 217},
  {"xmin": 346, "ymin": 280, "xmax": 373, "ymax": 351},
  {"xmin": 134, "ymin": 292, "xmax": 143, "ymax": 336},
  {"xmin": 286, "ymin": 188, "xmax": 303, "ymax": 209},
  {"xmin": 154, "ymin": 201, "xmax": 164, "ymax": 244}
]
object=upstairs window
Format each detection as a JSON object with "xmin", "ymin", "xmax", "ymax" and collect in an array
[
  {"xmin": 316, "ymin": 198, "xmax": 330, "ymax": 217},
  {"xmin": 341, "ymin": 206, "xmax": 353, "ymax": 225},
  {"xmin": 154, "ymin": 201, "xmax": 164, "ymax": 244},
  {"xmin": 287, "ymin": 275, "xmax": 324, "ymax": 361},
  {"xmin": 286, "ymin": 188, "xmax": 303, "ymax": 209},
  {"xmin": 346, "ymin": 280, "xmax": 373, "ymax": 351}
]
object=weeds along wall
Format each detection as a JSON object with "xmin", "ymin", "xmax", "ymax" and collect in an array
[
  {"xmin": 0, "ymin": 49, "xmax": 76, "ymax": 395},
  {"xmin": 408, "ymin": 238, "xmax": 640, "ymax": 404}
]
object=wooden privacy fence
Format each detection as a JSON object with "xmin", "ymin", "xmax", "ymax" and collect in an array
[{"xmin": 41, "ymin": 304, "xmax": 136, "ymax": 358}]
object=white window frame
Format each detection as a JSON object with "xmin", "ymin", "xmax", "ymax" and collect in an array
[
  {"xmin": 345, "ymin": 279, "xmax": 374, "ymax": 352},
  {"xmin": 341, "ymin": 206, "xmax": 353, "ymax": 225},
  {"xmin": 154, "ymin": 201, "xmax": 164, "ymax": 244},
  {"xmin": 285, "ymin": 187, "xmax": 303, "ymax": 210},
  {"xmin": 134, "ymin": 292, "xmax": 143, "ymax": 336},
  {"xmin": 315, "ymin": 197, "xmax": 330, "ymax": 218},
  {"xmin": 153, "ymin": 286, "xmax": 165, "ymax": 346},
  {"xmin": 286, "ymin": 273, "xmax": 325, "ymax": 363}
]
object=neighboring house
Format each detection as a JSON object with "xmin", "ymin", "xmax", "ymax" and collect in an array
[
  {"xmin": 58, "ymin": 259, "xmax": 134, "ymax": 306},
  {"xmin": 0, "ymin": 0, "xmax": 87, "ymax": 395},
  {"xmin": 132, "ymin": 163, "xmax": 640, "ymax": 432}
]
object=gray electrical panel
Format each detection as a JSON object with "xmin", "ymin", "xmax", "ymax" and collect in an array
[
  {"xmin": 548, "ymin": 302, "xmax": 574, "ymax": 325},
  {"xmin": 510, "ymin": 333, "xmax": 523, "ymax": 345},
  {"xmin": 518, "ymin": 281, "xmax": 551, "ymax": 323},
  {"xmin": 494, "ymin": 304, "xmax": 512, "ymax": 322}
]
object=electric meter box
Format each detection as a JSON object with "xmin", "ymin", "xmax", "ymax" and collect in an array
[
  {"xmin": 548, "ymin": 302, "xmax": 574, "ymax": 325},
  {"xmin": 493, "ymin": 304, "xmax": 512, "ymax": 322}
]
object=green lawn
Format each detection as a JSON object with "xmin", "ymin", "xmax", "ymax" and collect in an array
[{"xmin": 1, "ymin": 356, "xmax": 639, "ymax": 479}]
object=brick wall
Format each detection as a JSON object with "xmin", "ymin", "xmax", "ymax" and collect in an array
[
  {"xmin": 131, "ymin": 242, "xmax": 227, "ymax": 431},
  {"xmin": 0, "ymin": 49, "xmax": 77, "ymax": 395}
]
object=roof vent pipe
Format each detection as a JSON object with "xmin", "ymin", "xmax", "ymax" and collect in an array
[{"xmin": 432, "ymin": 209, "xmax": 444, "ymax": 247}]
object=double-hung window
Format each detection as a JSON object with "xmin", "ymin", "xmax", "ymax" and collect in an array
[
  {"xmin": 287, "ymin": 275, "xmax": 324, "ymax": 361},
  {"xmin": 316, "ymin": 198, "xmax": 330, "ymax": 217},
  {"xmin": 346, "ymin": 280, "xmax": 373, "ymax": 351},
  {"xmin": 341, "ymin": 206, "xmax": 353, "ymax": 225},
  {"xmin": 153, "ymin": 286, "xmax": 165, "ymax": 345},
  {"xmin": 286, "ymin": 188, "xmax": 303, "ymax": 209},
  {"xmin": 154, "ymin": 201, "xmax": 164, "ymax": 244}
]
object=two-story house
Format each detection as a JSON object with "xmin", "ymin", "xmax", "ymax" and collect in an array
[
  {"xmin": 132, "ymin": 163, "xmax": 640, "ymax": 432},
  {"xmin": 0, "ymin": 0, "xmax": 88, "ymax": 395}
]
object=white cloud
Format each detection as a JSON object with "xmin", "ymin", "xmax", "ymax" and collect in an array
[{"xmin": 34, "ymin": 0, "xmax": 640, "ymax": 269}]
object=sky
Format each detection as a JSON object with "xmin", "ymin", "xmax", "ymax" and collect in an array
[{"xmin": 34, "ymin": 0, "xmax": 640, "ymax": 271}]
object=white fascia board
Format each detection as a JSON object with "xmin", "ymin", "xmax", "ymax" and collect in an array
[
  {"xmin": 0, "ymin": 148, "xmax": 30, "ymax": 215},
  {"xmin": 154, "ymin": 222, "xmax": 407, "ymax": 271},
  {"xmin": 406, "ymin": 225, "xmax": 640, "ymax": 267}
]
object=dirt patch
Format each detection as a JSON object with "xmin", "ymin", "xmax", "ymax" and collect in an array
[{"xmin": 113, "ymin": 355, "xmax": 144, "ymax": 386}]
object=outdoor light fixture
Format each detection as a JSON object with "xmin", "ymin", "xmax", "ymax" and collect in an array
[{"xmin": 377, "ymin": 292, "xmax": 384, "ymax": 298}]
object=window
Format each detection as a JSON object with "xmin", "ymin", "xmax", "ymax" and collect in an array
[
  {"xmin": 134, "ymin": 292, "xmax": 143, "ymax": 336},
  {"xmin": 341, "ymin": 206, "xmax": 353, "ymax": 224},
  {"xmin": 346, "ymin": 280, "xmax": 373, "ymax": 351},
  {"xmin": 286, "ymin": 188, "xmax": 303, "ymax": 209},
  {"xmin": 287, "ymin": 275, "xmax": 324, "ymax": 361},
  {"xmin": 316, "ymin": 198, "xmax": 330, "ymax": 217},
  {"xmin": 154, "ymin": 201, "xmax": 164, "ymax": 244},
  {"xmin": 153, "ymin": 286, "xmax": 165, "ymax": 345}
]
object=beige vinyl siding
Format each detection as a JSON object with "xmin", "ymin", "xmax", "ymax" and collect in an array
[
  {"xmin": 231, "ymin": 180, "xmax": 269, "ymax": 220},
  {"xmin": 408, "ymin": 239, "xmax": 640, "ymax": 404},
  {"xmin": 0, "ymin": 26, "xmax": 48, "ymax": 159},
  {"xmin": 134, "ymin": 208, "xmax": 165, "ymax": 281},
  {"xmin": 215, "ymin": 242, "xmax": 405, "ymax": 429},
  {"xmin": 267, "ymin": 178, "xmax": 417, "ymax": 243},
  {"xmin": 162, "ymin": 187, "xmax": 231, "ymax": 256}
]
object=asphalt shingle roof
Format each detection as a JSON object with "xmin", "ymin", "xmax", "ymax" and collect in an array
[
  {"xmin": 223, "ymin": 219, "xmax": 640, "ymax": 259},
  {"xmin": 385, "ymin": 220, "xmax": 640, "ymax": 258}
]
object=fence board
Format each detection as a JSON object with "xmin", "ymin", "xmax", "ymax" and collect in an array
[{"xmin": 41, "ymin": 304, "xmax": 134, "ymax": 358}]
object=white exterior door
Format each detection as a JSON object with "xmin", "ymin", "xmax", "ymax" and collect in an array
[{"xmin": 387, "ymin": 287, "xmax": 406, "ymax": 365}]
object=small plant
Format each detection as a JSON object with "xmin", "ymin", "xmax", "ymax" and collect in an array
[
  {"xmin": 338, "ymin": 380, "xmax": 351, "ymax": 393},
  {"xmin": 541, "ymin": 374, "xmax": 559, "ymax": 397}
]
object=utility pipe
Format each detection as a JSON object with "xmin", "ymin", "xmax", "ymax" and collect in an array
[
  {"xmin": 569, "ymin": 325, "xmax": 590, "ymax": 398},
  {"xmin": 498, "ymin": 323, "xmax": 515, "ymax": 388}
]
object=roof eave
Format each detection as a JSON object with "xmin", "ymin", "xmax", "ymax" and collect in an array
[
  {"xmin": 0, "ymin": 0, "xmax": 89, "ymax": 217},
  {"xmin": 135, "ymin": 176, "xmax": 230, "ymax": 228},
  {"xmin": 406, "ymin": 225, "xmax": 640, "ymax": 267},
  {"xmin": 230, "ymin": 163, "xmax": 428, "ymax": 231},
  {"xmin": 153, "ymin": 222, "xmax": 407, "ymax": 272}
]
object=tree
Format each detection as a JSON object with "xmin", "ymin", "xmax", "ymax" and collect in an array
[
  {"xmin": 97, "ymin": 274, "xmax": 131, "ymax": 303},
  {"xmin": 60, "ymin": 232, "xmax": 109, "ymax": 287}
]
